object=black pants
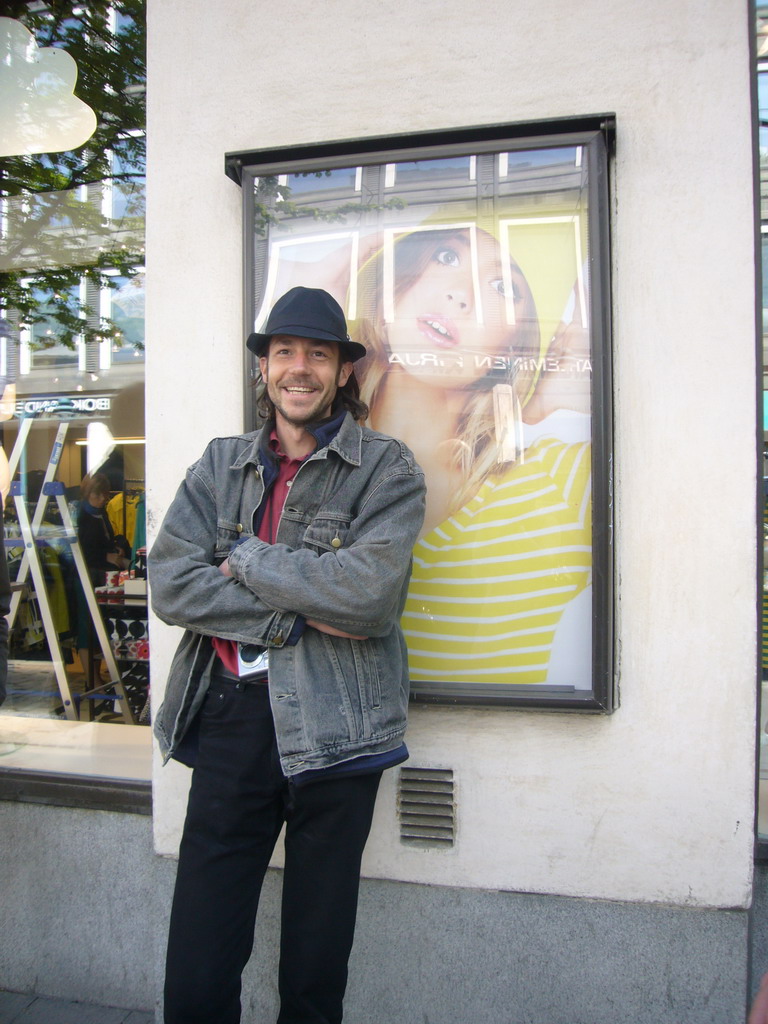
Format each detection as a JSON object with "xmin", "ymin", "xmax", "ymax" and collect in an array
[{"xmin": 164, "ymin": 676, "xmax": 382, "ymax": 1024}]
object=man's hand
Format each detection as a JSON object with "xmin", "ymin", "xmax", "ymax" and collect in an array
[
  {"xmin": 218, "ymin": 558, "xmax": 232, "ymax": 577},
  {"xmin": 307, "ymin": 618, "xmax": 368, "ymax": 640},
  {"xmin": 750, "ymin": 972, "xmax": 768, "ymax": 1024}
]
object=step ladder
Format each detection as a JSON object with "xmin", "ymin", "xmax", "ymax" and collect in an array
[{"xmin": 7, "ymin": 417, "xmax": 134, "ymax": 723}]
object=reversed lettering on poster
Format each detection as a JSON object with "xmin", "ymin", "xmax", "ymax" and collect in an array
[{"xmin": 388, "ymin": 353, "xmax": 592, "ymax": 373}]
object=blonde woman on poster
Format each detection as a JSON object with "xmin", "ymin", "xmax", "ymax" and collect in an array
[{"xmin": 349, "ymin": 224, "xmax": 593, "ymax": 690}]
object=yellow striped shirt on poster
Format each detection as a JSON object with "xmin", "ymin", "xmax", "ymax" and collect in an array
[{"xmin": 401, "ymin": 435, "xmax": 592, "ymax": 688}]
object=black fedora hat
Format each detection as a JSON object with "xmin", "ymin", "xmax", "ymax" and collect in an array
[{"xmin": 246, "ymin": 287, "xmax": 367, "ymax": 362}]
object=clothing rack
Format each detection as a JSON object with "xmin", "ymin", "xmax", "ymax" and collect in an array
[{"xmin": 113, "ymin": 477, "xmax": 144, "ymax": 541}]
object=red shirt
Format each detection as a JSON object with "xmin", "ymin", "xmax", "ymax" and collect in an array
[{"xmin": 212, "ymin": 431, "xmax": 303, "ymax": 673}]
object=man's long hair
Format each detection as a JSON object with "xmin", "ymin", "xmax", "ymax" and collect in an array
[{"xmin": 254, "ymin": 369, "xmax": 369, "ymax": 423}]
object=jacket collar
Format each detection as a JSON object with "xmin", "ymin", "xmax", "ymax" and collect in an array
[{"xmin": 230, "ymin": 410, "xmax": 363, "ymax": 471}]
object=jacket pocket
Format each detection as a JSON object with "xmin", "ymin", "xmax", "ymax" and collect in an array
[
  {"xmin": 216, "ymin": 519, "xmax": 244, "ymax": 561},
  {"xmin": 351, "ymin": 638, "xmax": 382, "ymax": 711},
  {"xmin": 314, "ymin": 633, "xmax": 383, "ymax": 740},
  {"xmin": 301, "ymin": 513, "xmax": 351, "ymax": 554}
]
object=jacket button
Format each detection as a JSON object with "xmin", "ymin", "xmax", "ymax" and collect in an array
[
  {"xmin": 331, "ymin": 536, "xmax": 342, "ymax": 549},
  {"xmin": 273, "ymin": 632, "xmax": 283, "ymax": 645},
  {"xmin": 236, "ymin": 523, "xmax": 243, "ymax": 533}
]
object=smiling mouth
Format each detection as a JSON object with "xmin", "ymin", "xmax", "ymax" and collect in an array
[{"xmin": 418, "ymin": 316, "xmax": 458, "ymax": 349}]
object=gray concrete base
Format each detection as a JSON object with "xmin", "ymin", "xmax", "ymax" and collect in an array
[
  {"xmin": 1, "ymin": 800, "xmax": 756, "ymax": 1023},
  {"xmin": 242, "ymin": 875, "xmax": 750, "ymax": 1024},
  {"xmin": 347, "ymin": 883, "xmax": 747, "ymax": 1024},
  {"xmin": 0, "ymin": 801, "xmax": 160, "ymax": 1013},
  {"xmin": 0, "ymin": 990, "xmax": 153, "ymax": 1023}
]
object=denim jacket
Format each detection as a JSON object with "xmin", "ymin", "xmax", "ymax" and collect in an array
[{"xmin": 150, "ymin": 412, "xmax": 426, "ymax": 777}]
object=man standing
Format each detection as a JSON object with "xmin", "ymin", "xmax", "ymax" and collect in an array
[{"xmin": 150, "ymin": 287, "xmax": 426, "ymax": 1024}]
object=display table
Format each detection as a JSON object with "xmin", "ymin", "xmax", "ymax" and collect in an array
[{"xmin": 82, "ymin": 597, "xmax": 150, "ymax": 723}]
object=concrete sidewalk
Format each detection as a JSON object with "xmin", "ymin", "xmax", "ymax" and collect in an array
[{"xmin": 0, "ymin": 990, "xmax": 153, "ymax": 1024}]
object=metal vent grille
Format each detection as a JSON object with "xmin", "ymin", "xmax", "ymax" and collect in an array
[{"xmin": 398, "ymin": 767, "xmax": 455, "ymax": 847}]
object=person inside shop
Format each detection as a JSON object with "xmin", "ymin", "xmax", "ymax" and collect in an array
[
  {"xmin": 149, "ymin": 286, "xmax": 426, "ymax": 1024},
  {"xmin": 76, "ymin": 472, "xmax": 130, "ymax": 681},
  {"xmin": 78, "ymin": 472, "xmax": 131, "ymax": 575}
]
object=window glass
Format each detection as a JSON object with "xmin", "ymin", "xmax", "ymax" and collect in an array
[
  {"xmin": 0, "ymin": 2, "xmax": 149, "ymax": 783},
  {"xmin": 390, "ymin": 157, "xmax": 475, "ymax": 185},
  {"xmin": 25, "ymin": 287, "xmax": 82, "ymax": 371},
  {"xmin": 104, "ymin": 272, "xmax": 146, "ymax": 364},
  {"xmin": 110, "ymin": 151, "xmax": 145, "ymax": 224},
  {"xmin": 281, "ymin": 168, "xmax": 360, "ymax": 194}
]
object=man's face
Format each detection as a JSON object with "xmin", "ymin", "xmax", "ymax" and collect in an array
[{"xmin": 259, "ymin": 335, "xmax": 353, "ymax": 427}]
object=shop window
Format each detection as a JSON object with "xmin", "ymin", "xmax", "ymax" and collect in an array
[{"xmin": 0, "ymin": 2, "xmax": 148, "ymax": 802}]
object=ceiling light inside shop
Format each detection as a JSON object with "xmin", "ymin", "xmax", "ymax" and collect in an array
[
  {"xmin": 83, "ymin": 420, "xmax": 114, "ymax": 474},
  {"xmin": 75, "ymin": 436, "xmax": 145, "ymax": 446}
]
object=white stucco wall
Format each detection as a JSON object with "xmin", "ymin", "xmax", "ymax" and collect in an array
[{"xmin": 145, "ymin": 0, "xmax": 758, "ymax": 908}]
